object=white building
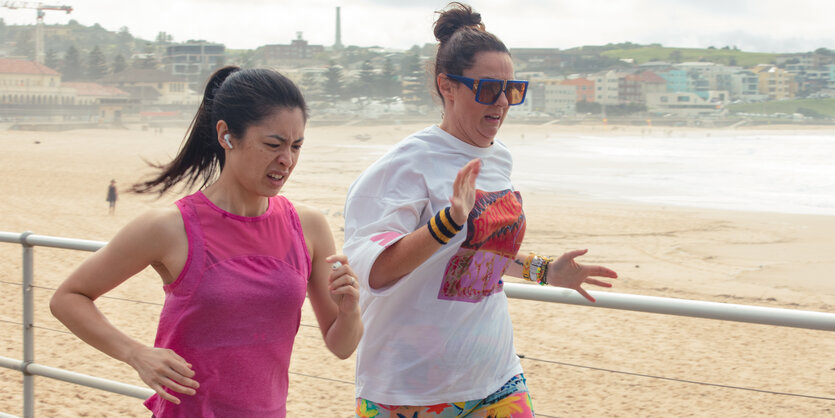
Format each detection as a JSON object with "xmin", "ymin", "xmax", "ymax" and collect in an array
[
  {"xmin": 646, "ymin": 91, "xmax": 729, "ymax": 117},
  {"xmin": 593, "ymin": 70, "xmax": 620, "ymax": 105}
]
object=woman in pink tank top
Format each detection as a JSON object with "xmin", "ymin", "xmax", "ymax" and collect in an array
[{"xmin": 50, "ymin": 67, "xmax": 363, "ymax": 417}]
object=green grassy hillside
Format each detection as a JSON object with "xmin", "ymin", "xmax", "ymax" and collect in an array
[{"xmin": 601, "ymin": 46, "xmax": 777, "ymax": 67}]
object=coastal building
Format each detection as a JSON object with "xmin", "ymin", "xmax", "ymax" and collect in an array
[
  {"xmin": 0, "ymin": 58, "xmax": 73, "ymax": 105},
  {"xmin": 560, "ymin": 77, "xmax": 595, "ymax": 103},
  {"xmin": 646, "ymin": 90, "xmax": 728, "ymax": 117},
  {"xmin": 751, "ymin": 65, "xmax": 796, "ymax": 100},
  {"xmin": 0, "ymin": 58, "xmax": 136, "ymax": 122},
  {"xmin": 529, "ymin": 78, "xmax": 568, "ymax": 115},
  {"xmin": 163, "ymin": 41, "xmax": 226, "ymax": 91},
  {"xmin": 593, "ymin": 70, "xmax": 620, "ymax": 105},
  {"xmin": 98, "ymin": 69, "xmax": 198, "ymax": 106},
  {"xmin": 619, "ymin": 71, "xmax": 666, "ymax": 104},
  {"xmin": 542, "ymin": 82, "xmax": 577, "ymax": 116},
  {"xmin": 728, "ymin": 70, "xmax": 764, "ymax": 102},
  {"xmin": 255, "ymin": 33, "xmax": 325, "ymax": 68},
  {"xmin": 638, "ymin": 61, "xmax": 673, "ymax": 72},
  {"xmin": 658, "ymin": 69, "xmax": 689, "ymax": 93},
  {"xmin": 61, "ymin": 82, "xmax": 129, "ymax": 105},
  {"xmin": 61, "ymin": 82, "xmax": 132, "ymax": 122}
]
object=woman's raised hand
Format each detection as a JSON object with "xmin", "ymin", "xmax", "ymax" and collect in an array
[
  {"xmin": 326, "ymin": 255, "xmax": 360, "ymax": 315},
  {"xmin": 449, "ymin": 158, "xmax": 481, "ymax": 226}
]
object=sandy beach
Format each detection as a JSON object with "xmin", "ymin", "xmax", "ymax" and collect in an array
[{"xmin": 1, "ymin": 122, "xmax": 833, "ymax": 417}]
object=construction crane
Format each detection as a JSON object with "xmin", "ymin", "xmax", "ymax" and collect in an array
[{"xmin": 1, "ymin": 2, "xmax": 73, "ymax": 65}]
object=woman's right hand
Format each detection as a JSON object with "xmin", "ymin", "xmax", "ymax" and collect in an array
[
  {"xmin": 128, "ymin": 345, "xmax": 199, "ymax": 404},
  {"xmin": 449, "ymin": 158, "xmax": 481, "ymax": 226}
]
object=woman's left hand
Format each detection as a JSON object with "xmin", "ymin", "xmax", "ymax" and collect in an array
[
  {"xmin": 547, "ymin": 249, "xmax": 617, "ymax": 302},
  {"xmin": 326, "ymin": 255, "xmax": 361, "ymax": 314}
]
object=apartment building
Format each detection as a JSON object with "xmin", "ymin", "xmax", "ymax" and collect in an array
[
  {"xmin": 560, "ymin": 77, "xmax": 595, "ymax": 103},
  {"xmin": 752, "ymin": 65, "xmax": 796, "ymax": 100},
  {"xmin": 620, "ymin": 71, "xmax": 666, "ymax": 104},
  {"xmin": 729, "ymin": 70, "xmax": 763, "ymax": 101},
  {"xmin": 530, "ymin": 78, "xmax": 575, "ymax": 115},
  {"xmin": 593, "ymin": 70, "xmax": 620, "ymax": 105},
  {"xmin": 659, "ymin": 69, "xmax": 689, "ymax": 93},
  {"xmin": 163, "ymin": 41, "xmax": 225, "ymax": 90},
  {"xmin": 256, "ymin": 33, "xmax": 325, "ymax": 68}
]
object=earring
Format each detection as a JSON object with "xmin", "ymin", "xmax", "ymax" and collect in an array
[{"xmin": 223, "ymin": 134, "xmax": 233, "ymax": 149}]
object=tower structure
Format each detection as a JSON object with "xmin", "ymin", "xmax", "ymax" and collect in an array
[{"xmin": 333, "ymin": 6, "xmax": 343, "ymax": 50}]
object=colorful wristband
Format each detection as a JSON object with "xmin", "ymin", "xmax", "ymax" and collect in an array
[
  {"xmin": 522, "ymin": 252, "xmax": 535, "ymax": 281},
  {"xmin": 535, "ymin": 256, "xmax": 552, "ymax": 285},
  {"xmin": 525, "ymin": 253, "xmax": 552, "ymax": 285},
  {"xmin": 427, "ymin": 207, "xmax": 463, "ymax": 245}
]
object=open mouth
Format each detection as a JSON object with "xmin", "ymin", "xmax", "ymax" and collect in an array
[{"xmin": 267, "ymin": 173, "xmax": 285, "ymax": 181}]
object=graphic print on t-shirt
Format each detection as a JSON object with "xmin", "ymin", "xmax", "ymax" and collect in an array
[{"xmin": 438, "ymin": 189, "xmax": 526, "ymax": 302}]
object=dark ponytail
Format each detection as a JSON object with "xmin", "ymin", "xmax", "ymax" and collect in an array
[
  {"xmin": 131, "ymin": 66, "xmax": 308, "ymax": 195},
  {"xmin": 432, "ymin": 2, "xmax": 509, "ymax": 102}
]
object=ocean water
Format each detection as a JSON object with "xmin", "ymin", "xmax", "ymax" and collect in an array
[{"xmin": 509, "ymin": 131, "xmax": 835, "ymax": 216}]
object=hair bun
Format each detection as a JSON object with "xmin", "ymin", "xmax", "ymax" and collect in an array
[{"xmin": 433, "ymin": 2, "xmax": 484, "ymax": 44}]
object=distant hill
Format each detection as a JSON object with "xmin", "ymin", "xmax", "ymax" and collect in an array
[
  {"xmin": 0, "ymin": 19, "xmax": 817, "ymax": 72},
  {"xmin": 1, "ymin": 19, "xmax": 163, "ymax": 60},
  {"xmin": 596, "ymin": 44, "xmax": 778, "ymax": 67}
]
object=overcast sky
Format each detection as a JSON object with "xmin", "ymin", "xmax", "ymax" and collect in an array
[{"xmin": 2, "ymin": 0, "xmax": 833, "ymax": 53}]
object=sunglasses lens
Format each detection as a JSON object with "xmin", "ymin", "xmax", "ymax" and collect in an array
[
  {"xmin": 477, "ymin": 81, "xmax": 504, "ymax": 104},
  {"xmin": 507, "ymin": 82, "xmax": 527, "ymax": 105}
]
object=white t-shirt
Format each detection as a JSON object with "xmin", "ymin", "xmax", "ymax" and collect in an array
[{"xmin": 343, "ymin": 125, "xmax": 528, "ymax": 405}]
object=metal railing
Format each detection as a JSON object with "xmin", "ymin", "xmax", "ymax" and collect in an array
[{"xmin": 1, "ymin": 230, "xmax": 834, "ymax": 417}]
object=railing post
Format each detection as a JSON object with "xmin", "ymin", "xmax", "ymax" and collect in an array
[{"xmin": 21, "ymin": 231, "xmax": 34, "ymax": 418}]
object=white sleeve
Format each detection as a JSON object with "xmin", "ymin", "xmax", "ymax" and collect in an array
[{"xmin": 343, "ymin": 151, "xmax": 430, "ymax": 296}]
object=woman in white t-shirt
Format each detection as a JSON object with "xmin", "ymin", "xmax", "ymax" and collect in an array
[{"xmin": 344, "ymin": 3, "xmax": 618, "ymax": 417}]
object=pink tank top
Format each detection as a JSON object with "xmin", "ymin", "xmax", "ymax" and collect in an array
[{"xmin": 144, "ymin": 191, "xmax": 311, "ymax": 417}]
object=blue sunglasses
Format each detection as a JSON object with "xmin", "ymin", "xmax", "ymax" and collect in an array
[{"xmin": 445, "ymin": 74, "xmax": 529, "ymax": 106}]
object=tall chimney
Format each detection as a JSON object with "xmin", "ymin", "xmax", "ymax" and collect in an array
[{"xmin": 334, "ymin": 6, "xmax": 343, "ymax": 50}]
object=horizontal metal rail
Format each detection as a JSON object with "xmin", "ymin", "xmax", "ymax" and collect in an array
[
  {"xmin": 1, "ymin": 230, "xmax": 833, "ymax": 417},
  {"xmin": 0, "ymin": 231, "xmax": 107, "ymax": 252},
  {"xmin": 503, "ymin": 283, "xmax": 835, "ymax": 331},
  {"xmin": 0, "ymin": 356, "xmax": 153, "ymax": 399}
]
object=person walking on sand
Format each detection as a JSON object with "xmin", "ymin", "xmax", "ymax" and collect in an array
[
  {"xmin": 106, "ymin": 179, "xmax": 118, "ymax": 215},
  {"xmin": 51, "ymin": 66, "xmax": 363, "ymax": 417},
  {"xmin": 343, "ymin": 3, "xmax": 617, "ymax": 417}
]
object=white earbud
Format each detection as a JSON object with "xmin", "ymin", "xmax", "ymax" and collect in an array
[{"xmin": 223, "ymin": 134, "xmax": 233, "ymax": 149}]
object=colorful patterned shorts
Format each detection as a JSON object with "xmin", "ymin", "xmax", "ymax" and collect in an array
[{"xmin": 356, "ymin": 373, "xmax": 534, "ymax": 418}]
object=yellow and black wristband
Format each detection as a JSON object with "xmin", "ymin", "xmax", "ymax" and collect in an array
[{"xmin": 427, "ymin": 207, "xmax": 463, "ymax": 245}]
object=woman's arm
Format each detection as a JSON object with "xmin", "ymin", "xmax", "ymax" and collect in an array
[
  {"xmin": 298, "ymin": 206, "xmax": 363, "ymax": 359},
  {"xmin": 368, "ymin": 158, "xmax": 481, "ymax": 289},
  {"xmin": 49, "ymin": 208, "xmax": 198, "ymax": 404},
  {"xmin": 505, "ymin": 249, "xmax": 618, "ymax": 302}
]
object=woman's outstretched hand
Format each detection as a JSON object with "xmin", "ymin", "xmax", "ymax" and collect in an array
[
  {"xmin": 449, "ymin": 158, "xmax": 481, "ymax": 226},
  {"xmin": 547, "ymin": 249, "xmax": 618, "ymax": 302}
]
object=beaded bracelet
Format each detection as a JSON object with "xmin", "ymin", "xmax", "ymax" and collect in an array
[
  {"xmin": 534, "ymin": 255, "xmax": 553, "ymax": 286},
  {"xmin": 523, "ymin": 253, "xmax": 553, "ymax": 285},
  {"xmin": 427, "ymin": 207, "xmax": 463, "ymax": 245}
]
